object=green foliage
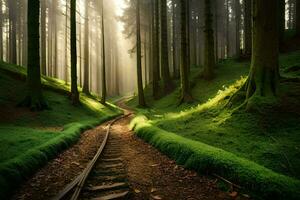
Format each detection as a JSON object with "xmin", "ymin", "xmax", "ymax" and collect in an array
[
  {"xmin": 130, "ymin": 116, "xmax": 300, "ymax": 200},
  {"xmin": 128, "ymin": 51, "xmax": 300, "ymax": 198},
  {"xmin": 0, "ymin": 62, "xmax": 122, "ymax": 198}
]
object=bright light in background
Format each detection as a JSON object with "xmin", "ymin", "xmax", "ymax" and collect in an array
[
  {"xmin": 115, "ymin": 0, "xmax": 126, "ymax": 16},
  {"xmin": 112, "ymin": 0, "xmax": 137, "ymax": 95}
]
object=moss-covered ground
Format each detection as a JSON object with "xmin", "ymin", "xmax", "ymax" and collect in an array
[
  {"xmin": 128, "ymin": 51, "xmax": 300, "ymax": 199},
  {"xmin": 0, "ymin": 62, "xmax": 122, "ymax": 198}
]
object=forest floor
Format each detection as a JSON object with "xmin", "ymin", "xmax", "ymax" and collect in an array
[
  {"xmin": 127, "ymin": 50, "xmax": 300, "ymax": 198},
  {"xmin": 0, "ymin": 62, "xmax": 121, "ymax": 198},
  {"xmin": 12, "ymin": 105, "xmax": 249, "ymax": 200}
]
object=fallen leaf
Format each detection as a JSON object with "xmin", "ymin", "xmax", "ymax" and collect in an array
[
  {"xmin": 229, "ymin": 191, "xmax": 238, "ymax": 198},
  {"xmin": 134, "ymin": 188, "xmax": 141, "ymax": 193},
  {"xmin": 151, "ymin": 188, "xmax": 157, "ymax": 193},
  {"xmin": 151, "ymin": 194, "xmax": 162, "ymax": 200},
  {"xmin": 242, "ymin": 194, "xmax": 250, "ymax": 198}
]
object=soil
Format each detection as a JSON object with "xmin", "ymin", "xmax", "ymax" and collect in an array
[{"xmin": 12, "ymin": 108, "xmax": 249, "ymax": 200}]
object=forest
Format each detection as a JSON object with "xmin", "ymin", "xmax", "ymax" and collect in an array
[{"xmin": 0, "ymin": 0, "xmax": 300, "ymax": 199}]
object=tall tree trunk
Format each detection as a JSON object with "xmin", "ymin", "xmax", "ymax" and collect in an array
[
  {"xmin": 20, "ymin": 0, "xmax": 47, "ymax": 110},
  {"xmin": 48, "ymin": 3, "xmax": 52, "ymax": 76},
  {"xmin": 235, "ymin": 0, "xmax": 241, "ymax": 58},
  {"xmin": 288, "ymin": 0, "xmax": 293, "ymax": 29},
  {"xmin": 179, "ymin": 0, "xmax": 192, "ymax": 103},
  {"xmin": 0, "ymin": 0, "xmax": 3, "ymax": 61},
  {"xmin": 64, "ymin": 0, "xmax": 69, "ymax": 83},
  {"xmin": 40, "ymin": 0, "xmax": 46, "ymax": 75},
  {"xmin": 245, "ymin": 0, "xmax": 279, "ymax": 109},
  {"xmin": 186, "ymin": 0, "xmax": 190, "ymax": 73},
  {"xmin": 203, "ymin": 0, "xmax": 215, "ymax": 80},
  {"xmin": 22, "ymin": 0, "xmax": 27, "ymax": 66},
  {"xmin": 214, "ymin": 0, "xmax": 219, "ymax": 61},
  {"xmin": 244, "ymin": 0, "xmax": 252, "ymax": 57},
  {"xmin": 225, "ymin": 0, "xmax": 230, "ymax": 57},
  {"xmin": 8, "ymin": 0, "xmax": 17, "ymax": 64},
  {"xmin": 70, "ymin": 0, "xmax": 79, "ymax": 105},
  {"xmin": 160, "ymin": 0, "xmax": 173, "ymax": 93},
  {"xmin": 83, "ymin": 0, "xmax": 90, "ymax": 94},
  {"xmin": 100, "ymin": 0, "xmax": 106, "ymax": 104},
  {"xmin": 296, "ymin": 0, "xmax": 300, "ymax": 35},
  {"xmin": 152, "ymin": 0, "xmax": 160, "ymax": 99},
  {"xmin": 279, "ymin": 0, "xmax": 285, "ymax": 50},
  {"xmin": 136, "ymin": 0, "xmax": 146, "ymax": 106},
  {"xmin": 144, "ymin": 31, "xmax": 148, "ymax": 85},
  {"xmin": 52, "ymin": 0, "xmax": 58, "ymax": 77},
  {"xmin": 172, "ymin": 0, "xmax": 178, "ymax": 78},
  {"xmin": 79, "ymin": 21, "xmax": 82, "ymax": 86}
]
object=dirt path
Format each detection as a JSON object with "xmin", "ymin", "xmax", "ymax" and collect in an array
[{"xmin": 12, "ymin": 107, "xmax": 244, "ymax": 200}]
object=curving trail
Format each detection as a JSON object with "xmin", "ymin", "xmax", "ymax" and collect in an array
[{"xmin": 12, "ymin": 101, "xmax": 245, "ymax": 200}]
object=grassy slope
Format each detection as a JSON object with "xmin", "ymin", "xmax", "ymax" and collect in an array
[
  {"xmin": 128, "ymin": 51, "xmax": 300, "ymax": 199},
  {"xmin": 0, "ymin": 62, "xmax": 122, "ymax": 198}
]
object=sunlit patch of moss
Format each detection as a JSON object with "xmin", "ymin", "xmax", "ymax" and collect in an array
[
  {"xmin": 129, "ymin": 51, "xmax": 300, "ymax": 198},
  {"xmin": 162, "ymin": 77, "xmax": 247, "ymax": 120}
]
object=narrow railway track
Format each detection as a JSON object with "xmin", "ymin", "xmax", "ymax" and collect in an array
[{"xmin": 53, "ymin": 114, "xmax": 132, "ymax": 200}]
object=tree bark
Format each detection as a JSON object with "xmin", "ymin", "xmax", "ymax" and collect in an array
[
  {"xmin": 244, "ymin": 0, "xmax": 252, "ymax": 57},
  {"xmin": 8, "ymin": 0, "xmax": 17, "ymax": 64},
  {"xmin": 83, "ymin": 0, "xmax": 90, "ymax": 94},
  {"xmin": 160, "ymin": 0, "xmax": 174, "ymax": 93},
  {"xmin": 214, "ymin": 0, "xmax": 219, "ymax": 61},
  {"xmin": 20, "ymin": 0, "xmax": 47, "ymax": 110},
  {"xmin": 0, "ymin": 0, "xmax": 3, "ymax": 61},
  {"xmin": 41, "ymin": 0, "xmax": 47, "ymax": 75},
  {"xmin": 70, "ymin": 0, "xmax": 80, "ymax": 105},
  {"xmin": 100, "ymin": 0, "xmax": 106, "ymax": 104},
  {"xmin": 64, "ymin": 0, "xmax": 69, "ymax": 83},
  {"xmin": 52, "ymin": 0, "xmax": 58, "ymax": 77},
  {"xmin": 152, "ymin": 0, "xmax": 160, "ymax": 99},
  {"xmin": 136, "ymin": 0, "xmax": 146, "ymax": 106},
  {"xmin": 186, "ymin": 0, "xmax": 190, "ymax": 73},
  {"xmin": 296, "ymin": 0, "xmax": 300, "ymax": 35},
  {"xmin": 235, "ymin": 0, "xmax": 241, "ymax": 58},
  {"xmin": 279, "ymin": 0, "xmax": 285, "ymax": 50},
  {"xmin": 172, "ymin": 0, "xmax": 178, "ymax": 78},
  {"xmin": 245, "ymin": 0, "xmax": 279, "ymax": 109},
  {"xmin": 225, "ymin": 0, "xmax": 230, "ymax": 57},
  {"xmin": 179, "ymin": 0, "xmax": 192, "ymax": 103},
  {"xmin": 203, "ymin": 0, "xmax": 215, "ymax": 80}
]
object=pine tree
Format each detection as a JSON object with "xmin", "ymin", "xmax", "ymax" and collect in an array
[
  {"xmin": 160, "ymin": 0, "xmax": 174, "ymax": 93},
  {"xmin": 136, "ymin": 0, "xmax": 146, "ymax": 107},
  {"xmin": 40, "ymin": 0, "xmax": 47, "ymax": 75},
  {"xmin": 279, "ymin": 0, "xmax": 285, "ymax": 50},
  {"xmin": 100, "ymin": 0, "xmax": 107, "ymax": 104},
  {"xmin": 245, "ymin": 0, "xmax": 279, "ymax": 110},
  {"xmin": 203, "ymin": 0, "xmax": 215, "ymax": 80},
  {"xmin": 296, "ymin": 0, "xmax": 300, "ymax": 36},
  {"xmin": 244, "ymin": 0, "xmax": 252, "ymax": 57},
  {"xmin": 83, "ymin": 0, "xmax": 90, "ymax": 94},
  {"xmin": 19, "ymin": 0, "xmax": 47, "ymax": 110},
  {"xmin": 235, "ymin": 0, "xmax": 241, "ymax": 58},
  {"xmin": 70, "ymin": 0, "xmax": 80, "ymax": 105},
  {"xmin": 0, "ymin": 0, "xmax": 3, "ymax": 61},
  {"xmin": 179, "ymin": 0, "xmax": 192, "ymax": 103},
  {"xmin": 152, "ymin": 0, "xmax": 160, "ymax": 99}
]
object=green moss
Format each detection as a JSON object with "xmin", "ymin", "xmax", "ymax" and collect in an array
[
  {"xmin": 128, "ymin": 51, "xmax": 300, "ymax": 198},
  {"xmin": 0, "ymin": 62, "xmax": 122, "ymax": 198},
  {"xmin": 131, "ymin": 117, "xmax": 300, "ymax": 199}
]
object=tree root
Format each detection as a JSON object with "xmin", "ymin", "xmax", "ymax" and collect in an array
[{"xmin": 18, "ymin": 96, "xmax": 49, "ymax": 111}]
